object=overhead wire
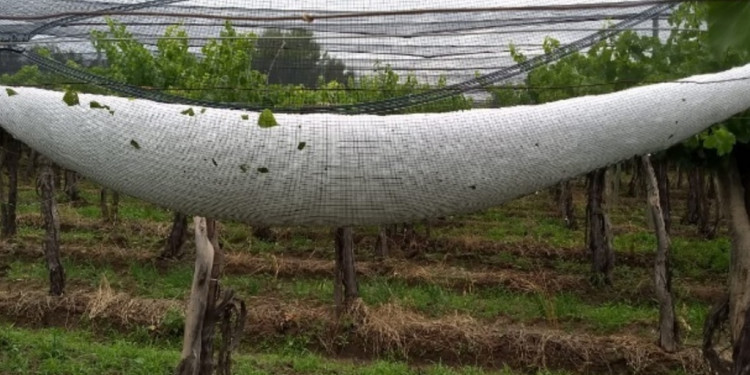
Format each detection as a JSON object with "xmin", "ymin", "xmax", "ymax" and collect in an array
[{"xmin": 0, "ymin": 1, "xmax": 680, "ymax": 22}]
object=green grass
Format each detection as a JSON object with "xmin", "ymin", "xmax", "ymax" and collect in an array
[
  {"xmin": 3, "ymin": 258, "xmax": 710, "ymax": 337},
  {"xmin": 0, "ymin": 324, "xmax": 569, "ymax": 375},
  {"xmin": 2, "ymin": 176, "xmax": 729, "ymax": 372}
]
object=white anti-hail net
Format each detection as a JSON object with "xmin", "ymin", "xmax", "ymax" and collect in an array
[{"xmin": 0, "ymin": 0, "xmax": 748, "ymax": 226}]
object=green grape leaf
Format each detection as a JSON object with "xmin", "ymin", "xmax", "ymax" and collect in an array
[
  {"xmin": 703, "ymin": 126, "xmax": 736, "ymax": 156},
  {"xmin": 62, "ymin": 90, "xmax": 80, "ymax": 106},
  {"xmin": 258, "ymin": 109, "xmax": 278, "ymax": 128},
  {"xmin": 89, "ymin": 101, "xmax": 112, "ymax": 111}
]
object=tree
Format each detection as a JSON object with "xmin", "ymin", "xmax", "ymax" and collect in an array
[{"xmin": 252, "ymin": 29, "xmax": 350, "ymax": 87}]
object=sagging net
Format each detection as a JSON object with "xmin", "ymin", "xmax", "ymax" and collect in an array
[{"xmin": 0, "ymin": 0, "xmax": 748, "ymax": 225}]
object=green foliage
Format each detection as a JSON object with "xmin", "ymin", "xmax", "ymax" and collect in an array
[
  {"xmin": 258, "ymin": 109, "xmax": 278, "ymax": 128},
  {"xmin": 707, "ymin": 2, "xmax": 750, "ymax": 56},
  {"xmin": 62, "ymin": 89, "xmax": 80, "ymax": 106},
  {"xmin": 5, "ymin": 88, "xmax": 17, "ymax": 96},
  {"xmin": 89, "ymin": 100, "xmax": 114, "ymax": 114},
  {"xmin": 87, "ymin": 19, "xmax": 470, "ymax": 112},
  {"xmin": 252, "ymin": 28, "xmax": 350, "ymax": 86},
  {"xmin": 701, "ymin": 126, "xmax": 736, "ymax": 156},
  {"xmin": 2, "ymin": 18, "xmax": 471, "ymax": 115},
  {"xmin": 91, "ymin": 19, "xmax": 160, "ymax": 87},
  {"xmin": 180, "ymin": 107, "xmax": 195, "ymax": 116},
  {"xmin": 508, "ymin": 30, "xmax": 660, "ymax": 105},
  {"xmin": 498, "ymin": 3, "xmax": 750, "ymax": 164}
]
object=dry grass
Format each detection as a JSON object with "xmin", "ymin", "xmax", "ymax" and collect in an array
[
  {"xmin": 355, "ymin": 303, "xmax": 707, "ymax": 374},
  {"xmin": 0, "ymin": 281, "xmax": 180, "ymax": 328},
  {"xmin": 0, "ymin": 285, "xmax": 709, "ymax": 375}
]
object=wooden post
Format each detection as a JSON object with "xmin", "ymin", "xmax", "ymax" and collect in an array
[
  {"xmin": 38, "ymin": 156, "xmax": 65, "ymax": 296},
  {"xmin": 199, "ymin": 219, "xmax": 224, "ymax": 375},
  {"xmin": 586, "ymin": 168, "xmax": 614, "ymax": 285},
  {"xmin": 334, "ymin": 227, "xmax": 358, "ymax": 315},
  {"xmin": 642, "ymin": 155, "xmax": 678, "ymax": 352},
  {"xmin": 175, "ymin": 217, "xmax": 215, "ymax": 375},
  {"xmin": 2, "ymin": 134, "xmax": 20, "ymax": 238}
]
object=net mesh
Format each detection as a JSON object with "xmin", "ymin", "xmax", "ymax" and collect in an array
[{"xmin": 0, "ymin": 0, "xmax": 748, "ymax": 225}]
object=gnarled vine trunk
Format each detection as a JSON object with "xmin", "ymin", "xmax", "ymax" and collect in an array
[
  {"xmin": 552, "ymin": 180, "xmax": 577, "ymax": 230},
  {"xmin": 716, "ymin": 147, "xmax": 750, "ymax": 348},
  {"xmin": 24, "ymin": 148, "xmax": 37, "ymax": 183},
  {"xmin": 175, "ymin": 217, "xmax": 214, "ymax": 375},
  {"xmin": 375, "ymin": 226, "xmax": 388, "ymax": 259},
  {"xmin": 1, "ymin": 132, "xmax": 20, "ymax": 238},
  {"xmin": 38, "ymin": 156, "xmax": 64, "ymax": 296},
  {"xmin": 706, "ymin": 142, "xmax": 750, "ymax": 375},
  {"xmin": 627, "ymin": 158, "xmax": 644, "ymax": 197},
  {"xmin": 685, "ymin": 167, "xmax": 712, "ymax": 236},
  {"xmin": 642, "ymin": 155, "xmax": 678, "ymax": 352},
  {"xmin": 175, "ymin": 218, "xmax": 242, "ymax": 375},
  {"xmin": 198, "ymin": 219, "xmax": 223, "ymax": 375},
  {"xmin": 654, "ymin": 159, "xmax": 672, "ymax": 234},
  {"xmin": 63, "ymin": 170, "xmax": 81, "ymax": 202},
  {"xmin": 161, "ymin": 212, "xmax": 189, "ymax": 259},
  {"xmin": 334, "ymin": 227, "xmax": 358, "ymax": 315},
  {"xmin": 586, "ymin": 168, "xmax": 614, "ymax": 285}
]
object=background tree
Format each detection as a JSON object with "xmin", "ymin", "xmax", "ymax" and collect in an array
[{"xmin": 252, "ymin": 29, "xmax": 350, "ymax": 87}]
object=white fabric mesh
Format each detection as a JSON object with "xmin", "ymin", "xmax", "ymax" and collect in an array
[{"xmin": 1, "ymin": 63, "xmax": 749, "ymax": 226}]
